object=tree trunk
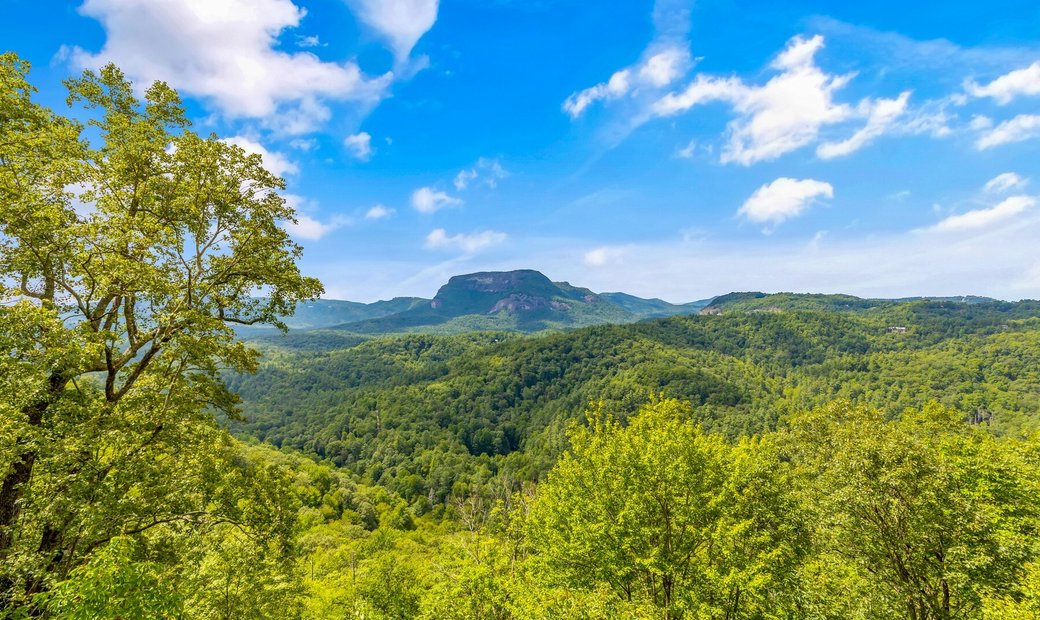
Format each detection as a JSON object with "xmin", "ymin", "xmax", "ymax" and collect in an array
[{"xmin": 0, "ymin": 372, "xmax": 65, "ymax": 554}]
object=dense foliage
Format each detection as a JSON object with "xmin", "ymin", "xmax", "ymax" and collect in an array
[{"xmin": 230, "ymin": 301, "xmax": 1040, "ymax": 505}]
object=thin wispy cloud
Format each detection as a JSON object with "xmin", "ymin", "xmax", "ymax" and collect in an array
[
  {"xmin": 931, "ymin": 195, "xmax": 1035, "ymax": 232},
  {"xmin": 984, "ymin": 172, "xmax": 1029, "ymax": 194},
  {"xmin": 425, "ymin": 228, "xmax": 506, "ymax": 253},
  {"xmin": 345, "ymin": 0, "xmax": 439, "ymax": 64},
  {"xmin": 454, "ymin": 158, "xmax": 509, "ymax": 190}
]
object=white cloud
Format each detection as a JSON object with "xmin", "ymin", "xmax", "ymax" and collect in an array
[
  {"xmin": 984, "ymin": 172, "xmax": 1029, "ymax": 194},
  {"xmin": 655, "ymin": 35, "xmax": 859, "ymax": 165},
  {"xmin": 424, "ymin": 228, "xmax": 506, "ymax": 253},
  {"xmin": 738, "ymin": 177, "xmax": 834, "ymax": 225},
  {"xmin": 975, "ymin": 114, "xmax": 1040, "ymax": 149},
  {"xmin": 281, "ymin": 194, "xmax": 350, "ymax": 240},
  {"xmin": 583, "ymin": 246, "xmax": 624, "ymax": 267},
  {"xmin": 365, "ymin": 204, "xmax": 394, "ymax": 220},
  {"xmin": 675, "ymin": 139, "xmax": 697, "ymax": 159},
  {"xmin": 346, "ymin": 0, "xmax": 439, "ymax": 63},
  {"xmin": 344, "ymin": 131, "xmax": 373, "ymax": 161},
  {"xmin": 411, "ymin": 187, "xmax": 462, "ymax": 213},
  {"xmin": 639, "ymin": 48, "xmax": 689, "ymax": 87},
  {"xmin": 69, "ymin": 0, "xmax": 391, "ymax": 131},
  {"xmin": 289, "ymin": 137, "xmax": 318, "ymax": 151},
  {"xmin": 654, "ymin": 35, "xmax": 950, "ymax": 164},
  {"xmin": 817, "ymin": 92, "xmax": 910, "ymax": 159},
  {"xmin": 221, "ymin": 136, "xmax": 297, "ymax": 177},
  {"xmin": 966, "ymin": 61, "xmax": 1040, "ymax": 104},
  {"xmin": 563, "ymin": 69, "xmax": 633, "ymax": 118},
  {"xmin": 453, "ymin": 169, "xmax": 478, "ymax": 191},
  {"xmin": 284, "ymin": 214, "xmax": 346, "ymax": 240},
  {"xmin": 297, "ymin": 34, "xmax": 320, "ymax": 48},
  {"xmin": 563, "ymin": 44, "xmax": 691, "ymax": 119},
  {"xmin": 454, "ymin": 157, "xmax": 509, "ymax": 190},
  {"xmin": 932, "ymin": 195, "xmax": 1035, "ymax": 232},
  {"xmin": 970, "ymin": 115, "xmax": 994, "ymax": 130}
]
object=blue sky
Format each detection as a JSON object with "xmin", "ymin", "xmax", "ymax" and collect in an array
[{"xmin": 5, "ymin": 0, "xmax": 1040, "ymax": 301}]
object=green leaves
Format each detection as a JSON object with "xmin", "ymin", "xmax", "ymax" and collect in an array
[
  {"xmin": 527, "ymin": 399, "xmax": 805, "ymax": 618},
  {"xmin": 783, "ymin": 401, "xmax": 1040, "ymax": 618},
  {"xmin": 43, "ymin": 537, "xmax": 181, "ymax": 620}
]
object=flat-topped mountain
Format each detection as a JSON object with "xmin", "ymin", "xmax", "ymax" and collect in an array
[{"xmin": 340, "ymin": 269, "xmax": 641, "ymax": 334}]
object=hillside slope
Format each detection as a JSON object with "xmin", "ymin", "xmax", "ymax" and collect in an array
[{"xmin": 228, "ymin": 299, "xmax": 1040, "ymax": 504}]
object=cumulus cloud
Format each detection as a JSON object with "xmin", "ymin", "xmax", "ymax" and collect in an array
[
  {"xmin": 365, "ymin": 204, "xmax": 395, "ymax": 220},
  {"xmin": 221, "ymin": 136, "xmax": 297, "ymax": 177},
  {"xmin": 68, "ymin": 0, "xmax": 391, "ymax": 132},
  {"xmin": 654, "ymin": 35, "xmax": 950, "ymax": 164},
  {"xmin": 454, "ymin": 158, "xmax": 508, "ymax": 190},
  {"xmin": 424, "ymin": 228, "xmax": 506, "ymax": 253},
  {"xmin": 975, "ymin": 114, "xmax": 1040, "ymax": 149},
  {"xmin": 984, "ymin": 172, "xmax": 1029, "ymax": 194},
  {"xmin": 932, "ymin": 196, "xmax": 1036, "ymax": 232},
  {"xmin": 346, "ymin": 0, "xmax": 439, "ymax": 63},
  {"xmin": 738, "ymin": 177, "xmax": 834, "ymax": 226},
  {"xmin": 344, "ymin": 132, "xmax": 373, "ymax": 161},
  {"xmin": 411, "ymin": 187, "xmax": 462, "ymax": 213},
  {"xmin": 966, "ymin": 61, "xmax": 1040, "ymax": 104},
  {"xmin": 655, "ymin": 36, "xmax": 860, "ymax": 164}
]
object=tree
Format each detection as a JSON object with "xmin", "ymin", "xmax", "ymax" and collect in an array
[
  {"xmin": 0, "ymin": 53, "xmax": 321, "ymax": 608},
  {"xmin": 784, "ymin": 401, "xmax": 1040, "ymax": 619},
  {"xmin": 526, "ymin": 399, "xmax": 806, "ymax": 619}
]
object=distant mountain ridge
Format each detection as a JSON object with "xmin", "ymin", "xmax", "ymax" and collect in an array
[
  {"xmin": 262, "ymin": 272, "xmax": 1006, "ymax": 336},
  {"xmin": 701, "ymin": 291, "xmax": 1000, "ymax": 315}
]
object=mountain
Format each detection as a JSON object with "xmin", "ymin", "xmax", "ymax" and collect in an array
[
  {"xmin": 335, "ymin": 269, "xmax": 636, "ymax": 334},
  {"xmin": 701, "ymin": 292, "xmax": 1001, "ymax": 315},
  {"xmin": 599, "ymin": 292, "xmax": 712, "ymax": 318},
  {"xmin": 276, "ymin": 297, "xmax": 428, "ymax": 329},
  {"xmin": 250, "ymin": 278, "xmax": 1008, "ymax": 337}
]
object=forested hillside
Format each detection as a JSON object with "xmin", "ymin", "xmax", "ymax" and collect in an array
[{"xmin": 230, "ymin": 299, "xmax": 1040, "ymax": 505}]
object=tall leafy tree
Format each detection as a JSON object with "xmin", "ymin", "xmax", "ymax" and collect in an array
[
  {"xmin": 0, "ymin": 53, "xmax": 320, "ymax": 607},
  {"xmin": 526, "ymin": 399, "xmax": 807, "ymax": 619},
  {"xmin": 784, "ymin": 401, "xmax": 1040, "ymax": 619}
]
